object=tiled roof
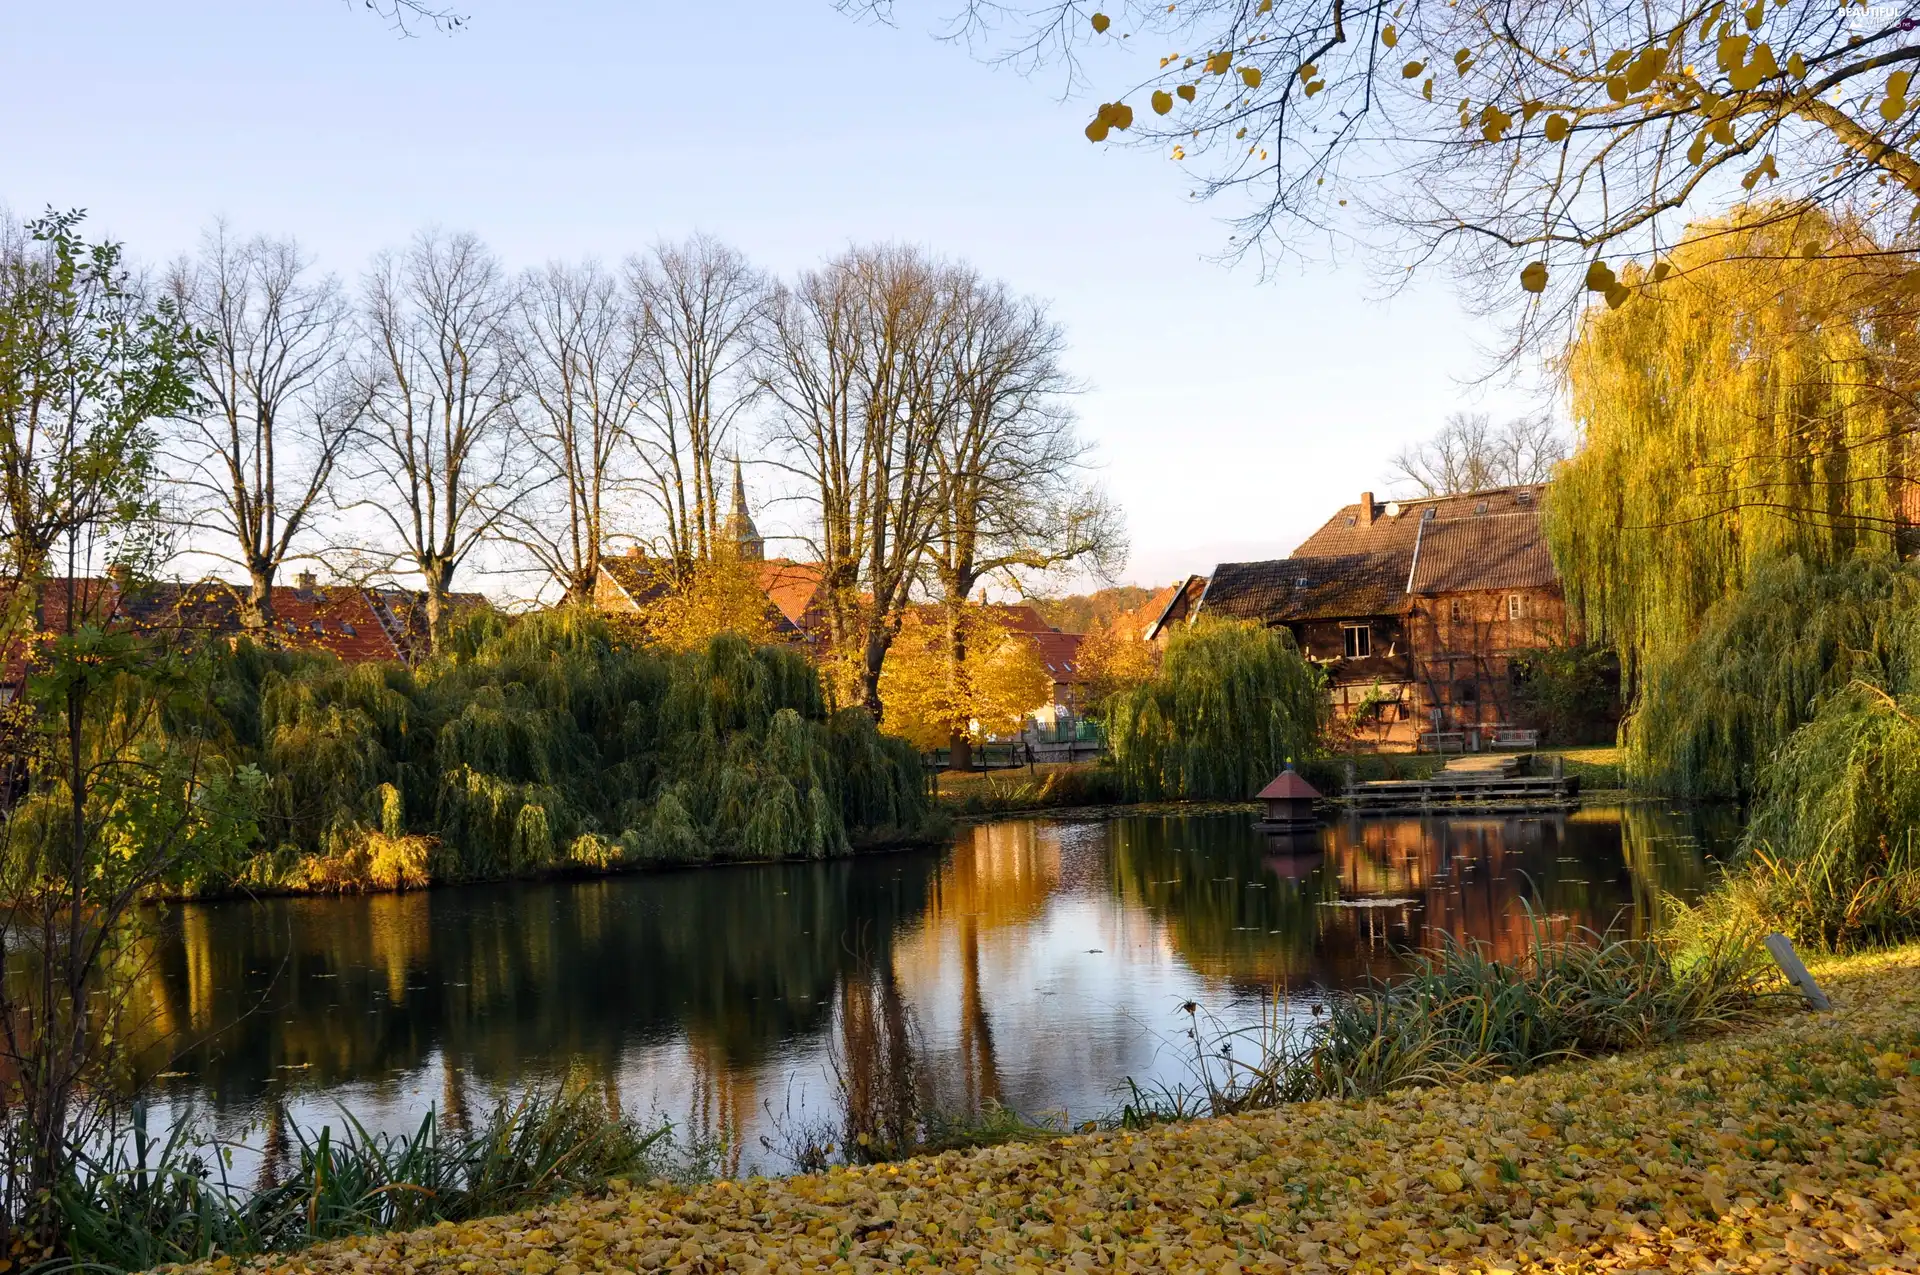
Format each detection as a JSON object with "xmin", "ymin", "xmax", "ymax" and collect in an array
[
  {"xmin": 985, "ymin": 603, "xmax": 1055, "ymax": 635},
  {"xmin": 5, "ymin": 577, "xmax": 491, "ymax": 681},
  {"xmin": 1201, "ymin": 485, "xmax": 1556, "ymax": 623},
  {"xmin": 1406, "ymin": 514, "xmax": 1557, "ymax": 594},
  {"xmin": 1204, "ymin": 552, "xmax": 1407, "ymax": 622},
  {"xmin": 754, "ymin": 560, "xmax": 828, "ymax": 629},
  {"xmin": 599, "ymin": 556, "xmax": 674, "ymax": 609},
  {"xmin": 1029, "ymin": 630, "xmax": 1085, "ymax": 682}
]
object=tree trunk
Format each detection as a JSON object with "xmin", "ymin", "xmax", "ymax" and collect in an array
[
  {"xmin": 424, "ymin": 558, "xmax": 456, "ymax": 655},
  {"xmin": 243, "ymin": 562, "xmax": 275, "ymax": 632}
]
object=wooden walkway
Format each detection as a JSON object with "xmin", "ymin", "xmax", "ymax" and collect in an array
[{"xmin": 1344, "ymin": 753, "xmax": 1580, "ymax": 813}]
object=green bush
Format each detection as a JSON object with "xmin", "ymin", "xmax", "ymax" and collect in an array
[{"xmin": 80, "ymin": 610, "xmax": 934, "ymax": 893}]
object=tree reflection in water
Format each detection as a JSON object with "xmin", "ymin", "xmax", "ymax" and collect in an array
[{"xmin": 123, "ymin": 807, "xmax": 1729, "ymax": 1172}]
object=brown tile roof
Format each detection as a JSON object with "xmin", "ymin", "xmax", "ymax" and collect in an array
[
  {"xmin": 598, "ymin": 555, "xmax": 812, "ymax": 640},
  {"xmin": 1201, "ymin": 485, "xmax": 1555, "ymax": 623},
  {"xmin": 599, "ymin": 556, "xmax": 675, "ymax": 609},
  {"xmin": 1406, "ymin": 513, "xmax": 1557, "ymax": 594}
]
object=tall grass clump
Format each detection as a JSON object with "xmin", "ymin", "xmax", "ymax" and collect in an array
[
  {"xmin": 94, "ymin": 609, "xmax": 934, "ymax": 894},
  {"xmin": 1125, "ymin": 929, "xmax": 1774, "ymax": 1121},
  {"xmin": 52, "ymin": 1085, "xmax": 678, "ymax": 1272},
  {"xmin": 1107, "ymin": 619, "xmax": 1327, "ymax": 801}
]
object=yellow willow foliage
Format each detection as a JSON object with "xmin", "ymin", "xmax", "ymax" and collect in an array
[
  {"xmin": 878, "ymin": 607, "xmax": 1051, "ymax": 750},
  {"xmin": 1550, "ymin": 207, "xmax": 1920, "ymax": 684}
]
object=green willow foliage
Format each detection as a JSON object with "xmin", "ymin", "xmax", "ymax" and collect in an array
[
  {"xmin": 1107, "ymin": 619, "xmax": 1327, "ymax": 801},
  {"xmin": 1548, "ymin": 208, "xmax": 1915, "ymax": 686},
  {"xmin": 166, "ymin": 610, "xmax": 932, "ymax": 892},
  {"xmin": 1627, "ymin": 556, "xmax": 1920, "ymax": 798}
]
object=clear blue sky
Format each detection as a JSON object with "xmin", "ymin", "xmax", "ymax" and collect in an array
[{"xmin": 2, "ymin": 1, "xmax": 1542, "ymax": 589}]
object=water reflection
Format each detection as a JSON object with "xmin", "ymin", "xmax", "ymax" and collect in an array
[{"xmin": 129, "ymin": 806, "xmax": 1732, "ymax": 1173}]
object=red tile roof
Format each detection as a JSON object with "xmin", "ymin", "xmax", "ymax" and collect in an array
[
  {"xmin": 1406, "ymin": 513, "xmax": 1557, "ymax": 594},
  {"xmin": 3, "ymin": 576, "xmax": 488, "ymax": 684},
  {"xmin": 1029, "ymin": 630, "xmax": 1086, "ymax": 683}
]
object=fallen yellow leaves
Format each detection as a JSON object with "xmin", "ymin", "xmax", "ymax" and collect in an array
[{"xmin": 160, "ymin": 946, "xmax": 1920, "ymax": 1274}]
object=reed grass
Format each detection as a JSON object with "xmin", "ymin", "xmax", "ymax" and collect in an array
[
  {"xmin": 47, "ymin": 1085, "xmax": 679, "ymax": 1273},
  {"xmin": 1119, "ymin": 926, "xmax": 1777, "ymax": 1124}
]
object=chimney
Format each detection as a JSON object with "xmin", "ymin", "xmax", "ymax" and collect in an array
[
  {"xmin": 1358, "ymin": 492, "xmax": 1375, "ymax": 527},
  {"xmin": 294, "ymin": 569, "xmax": 317, "ymax": 591}
]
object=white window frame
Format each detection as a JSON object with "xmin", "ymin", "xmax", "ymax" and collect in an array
[
  {"xmin": 1507, "ymin": 594, "xmax": 1524, "ymax": 621},
  {"xmin": 1341, "ymin": 623, "xmax": 1371, "ymax": 659}
]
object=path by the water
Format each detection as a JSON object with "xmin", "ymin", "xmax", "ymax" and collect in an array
[{"xmin": 161, "ymin": 945, "xmax": 1920, "ymax": 1274}]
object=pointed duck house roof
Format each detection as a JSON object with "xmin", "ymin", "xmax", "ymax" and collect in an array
[{"xmin": 1256, "ymin": 766, "xmax": 1322, "ymax": 801}]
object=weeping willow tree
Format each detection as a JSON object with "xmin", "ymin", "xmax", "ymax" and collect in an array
[
  {"xmin": 137, "ymin": 609, "xmax": 933, "ymax": 894},
  {"xmin": 1627, "ymin": 556, "xmax": 1920, "ymax": 798},
  {"xmin": 1549, "ymin": 207, "xmax": 1919, "ymax": 695},
  {"xmin": 1107, "ymin": 619, "xmax": 1327, "ymax": 801}
]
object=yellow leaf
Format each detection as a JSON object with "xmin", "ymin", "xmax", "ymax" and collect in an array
[
  {"xmin": 1787, "ymin": 51, "xmax": 1806, "ymax": 78},
  {"xmin": 1299, "ymin": 61, "xmax": 1318, "ymax": 82},
  {"xmin": 1480, "ymin": 103, "xmax": 1514, "ymax": 141},
  {"xmin": 1651, "ymin": 259, "xmax": 1673, "ymax": 281},
  {"xmin": 1716, "ymin": 33, "xmax": 1749, "ymax": 72},
  {"xmin": 1453, "ymin": 47, "xmax": 1474, "ymax": 73},
  {"xmin": 1178, "ymin": 83, "xmax": 1197, "ymax": 101},
  {"xmin": 1584, "ymin": 259, "xmax": 1616, "ymax": 292},
  {"xmin": 1259, "ymin": 0, "xmax": 1272, "ymax": 10},
  {"xmin": 1206, "ymin": 50, "xmax": 1233, "ymax": 74},
  {"xmin": 1522, "ymin": 99, "xmax": 1543, "ymax": 121},
  {"xmin": 1422, "ymin": 76, "xmax": 1434, "ymax": 101},
  {"xmin": 1402, "ymin": 59, "xmax": 1426, "ymax": 78},
  {"xmin": 1687, "ymin": 132, "xmax": 1708, "ymax": 163},
  {"xmin": 1429, "ymin": 1169, "xmax": 1464, "ymax": 1193},
  {"xmin": 1091, "ymin": 11, "xmax": 1111, "ymax": 32},
  {"xmin": 1109, "ymin": 102, "xmax": 1135, "ymax": 129},
  {"xmin": 1086, "ymin": 118, "xmax": 1111, "ymax": 142},
  {"xmin": 1305, "ymin": 79, "xmax": 1325, "ymax": 95},
  {"xmin": 1605, "ymin": 282, "xmax": 1631, "ymax": 309},
  {"xmin": 1744, "ymin": 0, "xmax": 1764, "ymax": 28},
  {"xmin": 1382, "ymin": 24, "xmax": 1398, "ymax": 47},
  {"xmin": 1800, "ymin": 240, "xmax": 1821, "ymax": 258},
  {"xmin": 1543, "ymin": 113, "xmax": 1570, "ymax": 142},
  {"xmin": 1625, "ymin": 47, "xmax": 1668, "ymax": 90},
  {"xmin": 1152, "ymin": 89, "xmax": 1174, "ymax": 114},
  {"xmin": 1606, "ymin": 76, "xmax": 1628, "ymax": 101},
  {"xmin": 1236, "ymin": 126, "xmax": 1247, "ymax": 137},
  {"xmin": 1710, "ymin": 117, "xmax": 1734, "ymax": 143},
  {"xmin": 1241, "ymin": 65, "xmax": 1263, "ymax": 87},
  {"xmin": 1519, "ymin": 261, "xmax": 1549, "ymax": 292},
  {"xmin": 1740, "ymin": 152, "xmax": 1778, "ymax": 189}
]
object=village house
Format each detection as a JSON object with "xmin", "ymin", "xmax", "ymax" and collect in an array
[
  {"xmin": 2, "ymin": 571, "xmax": 482, "ymax": 704},
  {"xmin": 1191, "ymin": 485, "xmax": 1567, "ymax": 750},
  {"xmin": 1138, "ymin": 575, "xmax": 1209, "ymax": 648}
]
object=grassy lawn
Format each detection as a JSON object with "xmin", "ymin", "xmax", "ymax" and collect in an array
[
  {"xmin": 1536, "ymin": 744, "xmax": 1626, "ymax": 789},
  {"xmin": 182, "ymin": 943, "xmax": 1920, "ymax": 1275}
]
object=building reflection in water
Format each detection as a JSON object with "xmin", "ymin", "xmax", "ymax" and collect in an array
[{"xmin": 123, "ymin": 806, "xmax": 1730, "ymax": 1173}]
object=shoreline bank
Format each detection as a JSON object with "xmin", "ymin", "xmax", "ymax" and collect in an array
[{"xmin": 156, "ymin": 944, "xmax": 1920, "ymax": 1274}]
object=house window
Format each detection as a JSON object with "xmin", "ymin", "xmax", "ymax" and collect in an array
[
  {"xmin": 1449, "ymin": 598, "xmax": 1464, "ymax": 623},
  {"xmin": 1342, "ymin": 624, "xmax": 1371, "ymax": 659},
  {"xmin": 1455, "ymin": 679, "xmax": 1479, "ymax": 704},
  {"xmin": 1507, "ymin": 594, "xmax": 1525, "ymax": 620}
]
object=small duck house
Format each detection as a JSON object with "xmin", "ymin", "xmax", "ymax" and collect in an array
[{"xmin": 1254, "ymin": 765, "xmax": 1323, "ymax": 833}]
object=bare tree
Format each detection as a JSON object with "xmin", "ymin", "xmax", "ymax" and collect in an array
[
  {"xmin": 627, "ymin": 236, "xmax": 767, "ymax": 564},
  {"xmin": 168, "ymin": 225, "xmax": 359, "ymax": 632},
  {"xmin": 504, "ymin": 259, "xmax": 644, "ymax": 604},
  {"xmin": 761, "ymin": 246, "xmax": 957, "ymax": 716},
  {"xmin": 928, "ymin": 272, "xmax": 1123, "ymax": 764},
  {"xmin": 1388, "ymin": 411, "xmax": 1567, "ymax": 497},
  {"xmin": 348, "ymin": 230, "xmax": 518, "ymax": 650}
]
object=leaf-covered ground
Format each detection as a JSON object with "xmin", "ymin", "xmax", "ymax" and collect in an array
[{"xmin": 165, "ymin": 946, "xmax": 1920, "ymax": 1274}]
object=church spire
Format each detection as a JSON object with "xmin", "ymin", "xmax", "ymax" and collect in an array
[{"xmin": 722, "ymin": 457, "xmax": 764, "ymax": 562}]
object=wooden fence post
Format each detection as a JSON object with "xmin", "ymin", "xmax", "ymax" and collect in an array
[{"xmin": 1763, "ymin": 933, "xmax": 1832, "ymax": 1011}]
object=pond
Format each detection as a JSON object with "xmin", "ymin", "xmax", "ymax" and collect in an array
[{"xmin": 129, "ymin": 806, "xmax": 1736, "ymax": 1175}]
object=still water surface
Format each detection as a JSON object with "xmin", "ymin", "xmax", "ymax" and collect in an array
[{"xmin": 135, "ymin": 807, "xmax": 1734, "ymax": 1174}]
